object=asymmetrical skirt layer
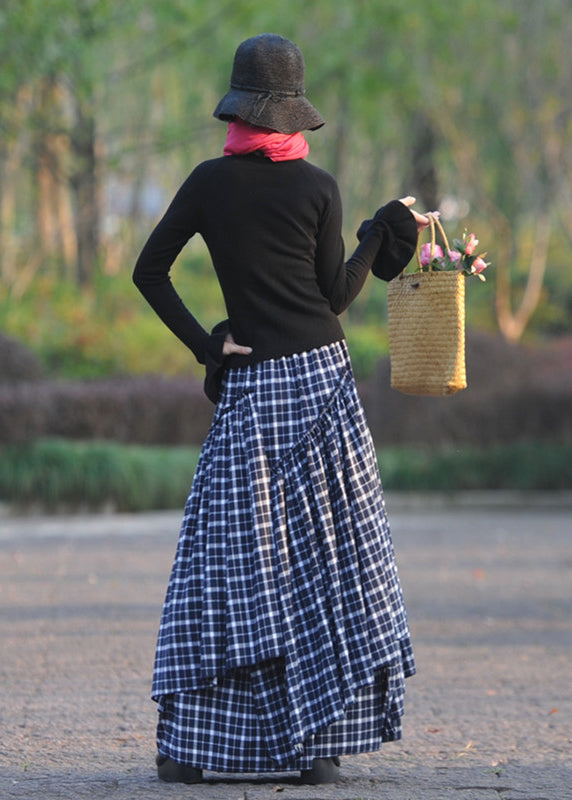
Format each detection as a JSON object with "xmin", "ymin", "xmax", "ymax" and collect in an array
[{"xmin": 153, "ymin": 340, "xmax": 414, "ymax": 772}]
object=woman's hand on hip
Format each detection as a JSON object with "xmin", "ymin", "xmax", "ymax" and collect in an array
[{"xmin": 223, "ymin": 332, "xmax": 253, "ymax": 357}]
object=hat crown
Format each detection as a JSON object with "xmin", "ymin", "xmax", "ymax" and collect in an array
[
  {"xmin": 231, "ymin": 34, "xmax": 305, "ymax": 96},
  {"xmin": 213, "ymin": 33, "xmax": 324, "ymax": 134}
]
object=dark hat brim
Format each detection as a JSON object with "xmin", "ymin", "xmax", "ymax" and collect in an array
[{"xmin": 213, "ymin": 88, "xmax": 324, "ymax": 134}]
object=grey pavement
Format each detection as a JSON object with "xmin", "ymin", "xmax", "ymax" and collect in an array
[{"xmin": 0, "ymin": 496, "xmax": 570, "ymax": 800}]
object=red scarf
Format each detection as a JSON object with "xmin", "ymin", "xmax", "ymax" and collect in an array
[{"xmin": 223, "ymin": 119, "xmax": 309, "ymax": 161}]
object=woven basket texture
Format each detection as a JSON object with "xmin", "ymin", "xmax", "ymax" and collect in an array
[{"xmin": 387, "ymin": 270, "xmax": 467, "ymax": 396}]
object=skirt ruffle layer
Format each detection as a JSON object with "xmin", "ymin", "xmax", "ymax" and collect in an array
[{"xmin": 157, "ymin": 656, "xmax": 409, "ymax": 772}]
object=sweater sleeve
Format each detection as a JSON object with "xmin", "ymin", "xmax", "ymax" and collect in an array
[
  {"xmin": 356, "ymin": 200, "xmax": 419, "ymax": 282},
  {"xmin": 314, "ymin": 188, "xmax": 418, "ymax": 315},
  {"xmin": 132, "ymin": 176, "xmax": 210, "ymax": 364}
]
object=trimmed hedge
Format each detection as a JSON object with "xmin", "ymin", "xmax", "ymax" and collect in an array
[
  {"xmin": 360, "ymin": 330, "xmax": 572, "ymax": 446},
  {"xmin": 0, "ymin": 332, "xmax": 44, "ymax": 383},
  {"xmin": 1, "ymin": 438, "xmax": 570, "ymax": 513},
  {"xmin": 1, "ymin": 330, "xmax": 571, "ymax": 447},
  {"xmin": 379, "ymin": 440, "xmax": 572, "ymax": 492},
  {"xmin": 0, "ymin": 439, "xmax": 200, "ymax": 512},
  {"xmin": 0, "ymin": 375, "xmax": 213, "ymax": 446}
]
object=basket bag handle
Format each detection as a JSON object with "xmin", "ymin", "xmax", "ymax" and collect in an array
[{"xmin": 415, "ymin": 212, "xmax": 451, "ymax": 272}]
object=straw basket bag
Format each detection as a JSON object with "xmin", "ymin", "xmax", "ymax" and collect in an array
[{"xmin": 387, "ymin": 214, "xmax": 467, "ymax": 396}]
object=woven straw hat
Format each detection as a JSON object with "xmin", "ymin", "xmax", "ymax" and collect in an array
[{"xmin": 213, "ymin": 34, "xmax": 325, "ymax": 134}]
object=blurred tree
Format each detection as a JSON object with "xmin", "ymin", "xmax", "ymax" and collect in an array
[
  {"xmin": 488, "ymin": 1, "xmax": 572, "ymax": 341},
  {"xmin": 0, "ymin": 0, "xmax": 134, "ymax": 287},
  {"xmin": 1, "ymin": 0, "xmax": 571, "ymax": 368},
  {"xmin": 415, "ymin": 0, "xmax": 572, "ymax": 341}
]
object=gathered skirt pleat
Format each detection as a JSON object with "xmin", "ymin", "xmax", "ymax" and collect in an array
[{"xmin": 152, "ymin": 340, "xmax": 414, "ymax": 772}]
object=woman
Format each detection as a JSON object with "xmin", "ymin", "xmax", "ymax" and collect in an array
[{"xmin": 133, "ymin": 33, "xmax": 428, "ymax": 785}]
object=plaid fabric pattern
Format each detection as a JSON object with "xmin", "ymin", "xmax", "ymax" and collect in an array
[
  {"xmin": 157, "ymin": 658, "xmax": 409, "ymax": 772},
  {"xmin": 153, "ymin": 341, "xmax": 414, "ymax": 771}
]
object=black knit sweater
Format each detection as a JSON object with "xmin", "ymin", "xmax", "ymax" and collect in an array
[{"xmin": 133, "ymin": 154, "xmax": 417, "ymax": 400}]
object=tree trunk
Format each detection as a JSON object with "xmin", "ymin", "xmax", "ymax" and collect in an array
[
  {"xmin": 496, "ymin": 214, "xmax": 552, "ymax": 342},
  {"xmin": 409, "ymin": 111, "xmax": 440, "ymax": 211},
  {"xmin": 0, "ymin": 86, "xmax": 32, "ymax": 285},
  {"xmin": 0, "ymin": 150, "xmax": 19, "ymax": 285},
  {"xmin": 33, "ymin": 79, "xmax": 78, "ymax": 279},
  {"xmin": 71, "ymin": 100, "xmax": 100, "ymax": 287},
  {"xmin": 330, "ymin": 90, "xmax": 350, "ymax": 193}
]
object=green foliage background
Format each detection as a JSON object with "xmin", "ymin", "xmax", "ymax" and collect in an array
[
  {"xmin": 3, "ymin": 438, "xmax": 570, "ymax": 512},
  {"xmin": 1, "ymin": 0, "xmax": 571, "ymax": 381}
]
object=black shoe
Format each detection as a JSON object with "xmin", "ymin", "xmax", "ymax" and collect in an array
[
  {"xmin": 300, "ymin": 756, "xmax": 340, "ymax": 784},
  {"xmin": 156, "ymin": 754, "xmax": 203, "ymax": 784}
]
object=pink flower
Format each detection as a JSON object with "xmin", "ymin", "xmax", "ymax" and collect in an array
[
  {"xmin": 464, "ymin": 233, "xmax": 479, "ymax": 255},
  {"xmin": 420, "ymin": 243, "xmax": 443, "ymax": 266},
  {"xmin": 447, "ymin": 249, "xmax": 462, "ymax": 265},
  {"xmin": 471, "ymin": 257, "xmax": 487, "ymax": 274}
]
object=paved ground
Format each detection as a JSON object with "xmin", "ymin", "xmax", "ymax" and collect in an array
[{"xmin": 1, "ymin": 496, "xmax": 571, "ymax": 800}]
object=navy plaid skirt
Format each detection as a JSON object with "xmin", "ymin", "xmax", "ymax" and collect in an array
[{"xmin": 153, "ymin": 340, "xmax": 414, "ymax": 772}]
